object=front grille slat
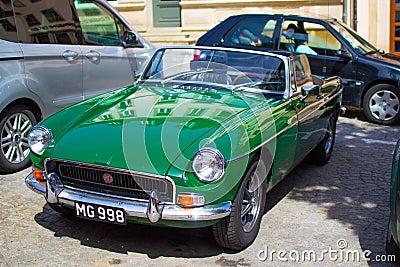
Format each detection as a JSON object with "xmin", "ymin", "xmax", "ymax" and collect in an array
[{"xmin": 49, "ymin": 160, "xmax": 174, "ymax": 203}]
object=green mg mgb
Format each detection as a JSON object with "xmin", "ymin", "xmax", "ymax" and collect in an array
[{"xmin": 26, "ymin": 47, "xmax": 343, "ymax": 250}]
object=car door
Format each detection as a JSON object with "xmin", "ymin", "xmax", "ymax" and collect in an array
[
  {"xmin": 279, "ymin": 19, "xmax": 358, "ymax": 94},
  {"xmin": 73, "ymin": 0, "xmax": 137, "ymax": 100},
  {"xmin": 291, "ymin": 55, "xmax": 326, "ymax": 160},
  {"xmin": 13, "ymin": 0, "xmax": 83, "ymax": 116}
]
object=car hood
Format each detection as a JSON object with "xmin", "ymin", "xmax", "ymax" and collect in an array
[
  {"xmin": 365, "ymin": 52, "xmax": 400, "ymax": 67},
  {"xmin": 48, "ymin": 85, "xmax": 269, "ymax": 176}
]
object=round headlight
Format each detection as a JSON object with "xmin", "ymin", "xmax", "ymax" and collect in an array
[
  {"xmin": 192, "ymin": 147, "xmax": 225, "ymax": 183},
  {"xmin": 28, "ymin": 126, "xmax": 53, "ymax": 155}
]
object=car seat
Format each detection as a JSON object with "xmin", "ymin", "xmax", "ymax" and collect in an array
[{"xmin": 189, "ymin": 51, "xmax": 232, "ymax": 85}]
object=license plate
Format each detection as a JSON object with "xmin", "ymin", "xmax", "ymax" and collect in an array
[{"xmin": 75, "ymin": 202, "xmax": 126, "ymax": 225}]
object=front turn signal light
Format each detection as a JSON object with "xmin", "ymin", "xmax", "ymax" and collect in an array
[
  {"xmin": 33, "ymin": 168, "xmax": 44, "ymax": 181},
  {"xmin": 178, "ymin": 194, "xmax": 205, "ymax": 207}
]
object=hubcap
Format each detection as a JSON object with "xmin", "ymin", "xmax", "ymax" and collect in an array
[
  {"xmin": 369, "ymin": 90, "xmax": 399, "ymax": 121},
  {"xmin": 1, "ymin": 113, "xmax": 33, "ymax": 164},
  {"xmin": 241, "ymin": 170, "xmax": 263, "ymax": 233}
]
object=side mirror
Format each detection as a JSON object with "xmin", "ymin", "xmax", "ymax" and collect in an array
[
  {"xmin": 301, "ymin": 85, "xmax": 320, "ymax": 96},
  {"xmin": 134, "ymin": 71, "xmax": 141, "ymax": 81},
  {"xmin": 336, "ymin": 49, "xmax": 352, "ymax": 60},
  {"xmin": 123, "ymin": 31, "xmax": 143, "ymax": 48}
]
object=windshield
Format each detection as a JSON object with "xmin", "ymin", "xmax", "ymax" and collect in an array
[
  {"xmin": 141, "ymin": 48, "xmax": 287, "ymax": 94},
  {"xmin": 329, "ymin": 21, "xmax": 377, "ymax": 55}
]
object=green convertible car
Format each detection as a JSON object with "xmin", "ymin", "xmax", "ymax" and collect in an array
[
  {"xmin": 26, "ymin": 47, "xmax": 343, "ymax": 250},
  {"xmin": 387, "ymin": 139, "xmax": 400, "ymax": 261}
]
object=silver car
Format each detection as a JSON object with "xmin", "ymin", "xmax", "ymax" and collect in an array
[{"xmin": 0, "ymin": 0, "xmax": 154, "ymax": 172}]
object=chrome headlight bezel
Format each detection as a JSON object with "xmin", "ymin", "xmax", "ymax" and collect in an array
[
  {"xmin": 28, "ymin": 126, "xmax": 53, "ymax": 156},
  {"xmin": 192, "ymin": 147, "xmax": 225, "ymax": 183}
]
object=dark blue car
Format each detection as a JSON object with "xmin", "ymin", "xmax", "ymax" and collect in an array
[{"xmin": 197, "ymin": 14, "xmax": 400, "ymax": 125}]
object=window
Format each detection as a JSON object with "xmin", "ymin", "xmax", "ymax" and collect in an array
[
  {"xmin": 74, "ymin": 0, "xmax": 124, "ymax": 46},
  {"xmin": 223, "ymin": 17, "xmax": 277, "ymax": 49},
  {"xmin": 0, "ymin": 0, "xmax": 18, "ymax": 42},
  {"xmin": 280, "ymin": 20, "xmax": 340, "ymax": 56},
  {"xmin": 13, "ymin": 0, "xmax": 78, "ymax": 44},
  {"xmin": 41, "ymin": 8, "xmax": 65, "ymax": 23},
  {"xmin": 293, "ymin": 55, "xmax": 313, "ymax": 88},
  {"xmin": 391, "ymin": 0, "xmax": 400, "ymax": 55}
]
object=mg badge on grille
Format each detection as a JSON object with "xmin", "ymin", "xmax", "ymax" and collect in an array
[{"xmin": 103, "ymin": 173, "xmax": 113, "ymax": 184}]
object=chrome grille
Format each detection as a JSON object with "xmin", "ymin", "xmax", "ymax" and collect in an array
[{"xmin": 45, "ymin": 159, "xmax": 174, "ymax": 203}]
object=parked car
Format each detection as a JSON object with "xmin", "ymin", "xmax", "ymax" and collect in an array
[
  {"xmin": 197, "ymin": 14, "xmax": 400, "ymax": 126},
  {"xmin": 0, "ymin": 0, "xmax": 154, "ymax": 173},
  {"xmin": 387, "ymin": 139, "xmax": 400, "ymax": 261},
  {"xmin": 25, "ymin": 46, "xmax": 343, "ymax": 250}
]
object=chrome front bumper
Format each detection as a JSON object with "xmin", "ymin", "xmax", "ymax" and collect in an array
[{"xmin": 25, "ymin": 172, "xmax": 231, "ymax": 222}]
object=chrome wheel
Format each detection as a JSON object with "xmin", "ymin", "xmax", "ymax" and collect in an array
[
  {"xmin": 1, "ymin": 112, "xmax": 33, "ymax": 164},
  {"xmin": 324, "ymin": 114, "xmax": 335, "ymax": 154},
  {"xmin": 212, "ymin": 159, "xmax": 267, "ymax": 250},
  {"xmin": 369, "ymin": 90, "xmax": 400, "ymax": 121},
  {"xmin": 241, "ymin": 170, "xmax": 263, "ymax": 233}
]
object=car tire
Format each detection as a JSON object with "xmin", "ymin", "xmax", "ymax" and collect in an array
[
  {"xmin": 212, "ymin": 158, "xmax": 267, "ymax": 250},
  {"xmin": 363, "ymin": 84, "xmax": 400, "ymax": 125},
  {"xmin": 309, "ymin": 110, "xmax": 337, "ymax": 165},
  {"xmin": 0, "ymin": 105, "xmax": 37, "ymax": 173},
  {"xmin": 386, "ymin": 231, "xmax": 400, "ymax": 262}
]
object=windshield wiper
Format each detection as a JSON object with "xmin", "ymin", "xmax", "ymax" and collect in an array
[
  {"xmin": 365, "ymin": 49, "xmax": 379, "ymax": 55},
  {"xmin": 160, "ymin": 69, "xmax": 213, "ymax": 85}
]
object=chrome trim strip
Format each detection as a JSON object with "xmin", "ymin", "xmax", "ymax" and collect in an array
[
  {"xmin": 25, "ymin": 172, "xmax": 46, "ymax": 196},
  {"xmin": 57, "ymin": 187, "xmax": 231, "ymax": 221},
  {"xmin": 25, "ymin": 171, "xmax": 231, "ymax": 222},
  {"xmin": 62, "ymin": 185, "xmax": 149, "ymax": 203},
  {"xmin": 226, "ymin": 121, "xmax": 298, "ymax": 163},
  {"xmin": 44, "ymin": 158, "xmax": 177, "ymax": 204}
]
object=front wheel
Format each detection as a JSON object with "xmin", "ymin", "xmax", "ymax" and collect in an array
[
  {"xmin": 363, "ymin": 84, "xmax": 400, "ymax": 125},
  {"xmin": 212, "ymin": 159, "xmax": 267, "ymax": 250},
  {"xmin": 0, "ymin": 105, "xmax": 37, "ymax": 173}
]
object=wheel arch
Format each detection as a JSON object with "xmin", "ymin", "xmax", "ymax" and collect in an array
[
  {"xmin": 0, "ymin": 98, "xmax": 43, "ymax": 123},
  {"xmin": 360, "ymin": 79, "xmax": 398, "ymax": 108},
  {"xmin": 250, "ymin": 147, "xmax": 274, "ymax": 186}
]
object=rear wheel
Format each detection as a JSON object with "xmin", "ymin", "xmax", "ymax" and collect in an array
[
  {"xmin": 0, "ymin": 105, "xmax": 37, "ymax": 173},
  {"xmin": 363, "ymin": 84, "xmax": 400, "ymax": 125},
  {"xmin": 212, "ymin": 159, "xmax": 267, "ymax": 250},
  {"xmin": 309, "ymin": 110, "xmax": 337, "ymax": 165}
]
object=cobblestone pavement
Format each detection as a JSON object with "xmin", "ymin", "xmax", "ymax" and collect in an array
[{"xmin": 0, "ymin": 114, "xmax": 399, "ymax": 266}]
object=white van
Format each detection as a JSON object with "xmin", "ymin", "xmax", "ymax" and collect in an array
[{"xmin": 0, "ymin": 0, "xmax": 154, "ymax": 172}]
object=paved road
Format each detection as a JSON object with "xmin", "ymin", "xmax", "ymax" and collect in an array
[{"xmin": 0, "ymin": 115, "xmax": 399, "ymax": 266}]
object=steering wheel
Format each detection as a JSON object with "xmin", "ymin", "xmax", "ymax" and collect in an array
[{"xmin": 232, "ymin": 72, "xmax": 266, "ymax": 85}]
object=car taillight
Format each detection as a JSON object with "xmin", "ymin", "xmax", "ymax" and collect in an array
[{"xmin": 193, "ymin": 49, "xmax": 202, "ymax": 60}]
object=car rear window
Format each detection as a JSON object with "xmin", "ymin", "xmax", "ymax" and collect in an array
[{"xmin": 223, "ymin": 17, "xmax": 277, "ymax": 49}]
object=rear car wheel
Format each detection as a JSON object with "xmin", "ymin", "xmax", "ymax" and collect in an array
[
  {"xmin": 309, "ymin": 110, "xmax": 337, "ymax": 165},
  {"xmin": 212, "ymin": 159, "xmax": 267, "ymax": 250},
  {"xmin": 0, "ymin": 105, "xmax": 37, "ymax": 173},
  {"xmin": 363, "ymin": 84, "xmax": 400, "ymax": 125}
]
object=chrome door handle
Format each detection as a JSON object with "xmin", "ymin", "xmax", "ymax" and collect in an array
[
  {"xmin": 85, "ymin": 50, "xmax": 100, "ymax": 61},
  {"xmin": 62, "ymin": 50, "xmax": 79, "ymax": 61}
]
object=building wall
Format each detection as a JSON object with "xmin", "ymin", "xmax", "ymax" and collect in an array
[
  {"xmin": 356, "ymin": 0, "xmax": 390, "ymax": 52},
  {"xmin": 112, "ymin": 0, "xmax": 389, "ymax": 51}
]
